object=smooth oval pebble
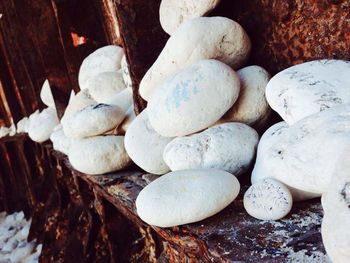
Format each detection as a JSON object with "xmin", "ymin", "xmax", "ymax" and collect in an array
[
  {"xmin": 252, "ymin": 104, "xmax": 350, "ymax": 197},
  {"xmin": 63, "ymin": 103, "xmax": 125, "ymax": 139},
  {"xmin": 266, "ymin": 59, "xmax": 350, "ymax": 125},
  {"xmin": 79, "ymin": 45, "xmax": 124, "ymax": 89},
  {"xmin": 159, "ymin": 0, "xmax": 221, "ymax": 35},
  {"xmin": 139, "ymin": 16, "xmax": 250, "ymax": 100},
  {"xmin": 125, "ymin": 109, "xmax": 172, "ymax": 174},
  {"xmin": 163, "ymin": 122, "xmax": 259, "ymax": 175},
  {"xmin": 148, "ymin": 59, "xmax": 240, "ymax": 137},
  {"xmin": 68, "ymin": 135, "xmax": 131, "ymax": 175},
  {"xmin": 218, "ymin": 65, "xmax": 271, "ymax": 128},
  {"xmin": 86, "ymin": 71, "xmax": 126, "ymax": 103},
  {"xmin": 244, "ymin": 179, "xmax": 293, "ymax": 220},
  {"xmin": 136, "ymin": 169, "xmax": 240, "ymax": 227}
]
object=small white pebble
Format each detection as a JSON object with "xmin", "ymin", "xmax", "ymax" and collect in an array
[{"xmin": 244, "ymin": 178, "xmax": 293, "ymax": 220}]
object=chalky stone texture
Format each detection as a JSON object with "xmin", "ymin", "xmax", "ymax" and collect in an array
[
  {"xmin": 63, "ymin": 103, "xmax": 125, "ymax": 139},
  {"xmin": 148, "ymin": 59, "xmax": 240, "ymax": 137},
  {"xmin": 159, "ymin": 0, "xmax": 221, "ymax": 35},
  {"xmin": 164, "ymin": 123, "xmax": 258, "ymax": 175},
  {"xmin": 136, "ymin": 169, "xmax": 240, "ymax": 227},
  {"xmin": 139, "ymin": 16, "xmax": 250, "ymax": 100},
  {"xmin": 68, "ymin": 135, "xmax": 131, "ymax": 175},
  {"xmin": 244, "ymin": 179, "xmax": 293, "ymax": 220},
  {"xmin": 266, "ymin": 60, "xmax": 350, "ymax": 125},
  {"xmin": 125, "ymin": 110, "xmax": 171, "ymax": 175},
  {"xmin": 252, "ymin": 104, "xmax": 350, "ymax": 197}
]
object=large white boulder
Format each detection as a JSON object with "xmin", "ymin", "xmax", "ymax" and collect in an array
[
  {"xmin": 321, "ymin": 156, "xmax": 350, "ymax": 263},
  {"xmin": 68, "ymin": 135, "xmax": 131, "ymax": 175},
  {"xmin": 163, "ymin": 123, "xmax": 259, "ymax": 175},
  {"xmin": 136, "ymin": 169, "xmax": 240, "ymax": 227},
  {"xmin": 148, "ymin": 59, "xmax": 240, "ymax": 137},
  {"xmin": 78, "ymin": 45, "xmax": 124, "ymax": 90},
  {"xmin": 219, "ymin": 65, "xmax": 271, "ymax": 127},
  {"xmin": 125, "ymin": 110, "xmax": 172, "ymax": 174},
  {"xmin": 266, "ymin": 59, "xmax": 350, "ymax": 125},
  {"xmin": 85, "ymin": 71, "xmax": 126, "ymax": 103},
  {"xmin": 252, "ymin": 104, "xmax": 350, "ymax": 199},
  {"xmin": 139, "ymin": 17, "xmax": 251, "ymax": 100},
  {"xmin": 28, "ymin": 108, "xmax": 59, "ymax": 143},
  {"xmin": 159, "ymin": 0, "xmax": 221, "ymax": 35},
  {"xmin": 63, "ymin": 103, "xmax": 125, "ymax": 139}
]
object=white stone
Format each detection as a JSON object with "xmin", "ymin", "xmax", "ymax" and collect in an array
[
  {"xmin": 50, "ymin": 125, "xmax": 73, "ymax": 155},
  {"xmin": 163, "ymin": 122, "xmax": 259, "ymax": 175},
  {"xmin": 148, "ymin": 59, "xmax": 240, "ymax": 137},
  {"xmin": 159, "ymin": 0, "xmax": 221, "ymax": 35},
  {"xmin": 139, "ymin": 17, "xmax": 251, "ymax": 100},
  {"xmin": 8, "ymin": 122, "xmax": 16, "ymax": 136},
  {"xmin": 0, "ymin": 126, "xmax": 10, "ymax": 138},
  {"xmin": 63, "ymin": 103, "xmax": 125, "ymax": 139},
  {"xmin": 136, "ymin": 169, "xmax": 240, "ymax": 227},
  {"xmin": 105, "ymin": 88, "xmax": 133, "ymax": 113},
  {"xmin": 16, "ymin": 117, "xmax": 30, "ymax": 133},
  {"xmin": 321, "ymin": 156, "xmax": 350, "ymax": 263},
  {"xmin": 40, "ymin": 79, "xmax": 55, "ymax": 108},
  {"xmin": 117, "ymin": 105, "xmax": 136, "ymax": 134},
  {"xmin": 68, "ymin": 135, "xmax": 131, "ymax": 175},
  {"xmin": 266, "ymin": 59, "xmax": 350, "ymax": 125},
  {"xmin": 61, "ymin": 89, "xmax": 96, "ymax": 126},
  {"xmin": 78, "ymin": 45, "xmax": 124, "ymax": 90},
  {"xmin": 28, "ymin": 108, "xmax": 59, "ymax": 143},
  {"xmin": 121, "ymin": 55, "xmax": 132, "ymax": 90},
  {"xmin": 85, "ymin": 71, "xmax": 126, "ymax": 103},
  {"xmin": 244, "ymin": 179, "xmax": 293, "ymax": 220},
  {"xmin": 125, "ymin": 110, "xmax": 172, "ymax": 175},
  {"xmin": 252, "ymin": 104, "xmax": 350, "ymax": 198},
  {"xmin": 219, "ymin": 65, "xmax": 271, "ymax": 127}
]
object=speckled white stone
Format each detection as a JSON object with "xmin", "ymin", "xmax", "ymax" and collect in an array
[
  {"xmin": 125, "ymin": 110, "xmax": 172, "ymax": 174},
  {"xmin": 28, "ymin": 108, "xmax": 59, "ymax": 143},
  {"xmin": 266, "ymin": 59, "xmax": 350, "ymax": 125},
  {"xmin": 252, "ymin": 104, "xmax": 350, "ymax": 198},
  {"xmin": 159, "ymin": 0, "xmax": 221, "ymax": 35},
  {"xmin": 139, "ymin": 17, "xmax": 251, "ymax": 100},
  {"xmin": 50, "ymin": 125, "xmax": 73, "ymax": 155},
  {"xmin": 40, "ymin": 79, "xmax": 55, "ymax": 108},
  {"xmin": 78, "ymin": 45, "xmax": 124, "ymax": 90},
  {"xmin": 219, "ymin": 65, "xmax": 271, "ymax": 127},
  {"xmin": 163, "ymin": 122, "xmax": 259, "ymax": 175},
  {"xmin": 85, "ymin": 71, "xmax": 126, "ymax": 103},
  {"xmin": 244, "ymin": 179, "xmax": 293, "ymax": 220},
  {"xmin": 63, "ymin": 103, "xmax": 125, "ymax": 139},
  {"xmin": 136, "ymin": 169, "xmax": 240, "ymax": 227},
  {"xmin": 68, "ymin": 135, "xmax": 131, "ymax": 175},
  {"xmin": 148, "ymin": 59, "xmax": 240, "ymax": 137},
  {"xmin": 321, "ymin": 156, "xmax": 350, "ymax": 263}
]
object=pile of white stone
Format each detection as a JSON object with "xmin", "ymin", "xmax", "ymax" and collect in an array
[{"xmin": 0, "ymin": 212, "xmax": 42, "ymax": 263}]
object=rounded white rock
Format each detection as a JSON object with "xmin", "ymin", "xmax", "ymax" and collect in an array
[
  {"xmin": 16, "ymin": 117, "xmax": 30, "ymax": 133},
  {"xmin": 63, "ymin": 103, "xmax": 125, "ymax": 139},
  {"xmin": 244, "ymin": 179, "xmax": 293, "ymax": 220},
  {"xmin": 219, "ymin": 65, "xmax": 271, "ymax": 127},
  {"xmin": 163, "ymin": 122, "xmax": 259, "ymax": 175},
  {"xmin": 125, "ymin": 109, "xmax": 172, "ymax": 174},
  {"xmin": 252, "ymin": 104, "xmax": 350, "ymax": 198},
  {"xmin": 78, "ymin": 45, "xmax": 124, "ymax": 89},
  {"xmin": 139, "ymin": 17, "xmax": 251, "ymax": 100},
  {"xmin": 50, "ymin": 125, "xmax": 73, "ymax": 155},
  {"xmin": 266, "ymin": 59, "xmax": 350, "ymax": 125},
  {"xmin": 159, "ymin": 0, "xmax": 221, "ymax": 35},
  {"xmin": 136, "ymin": 169, "xmax": 240, "ymax": 227},
  {"xmin": 40, "ymin": 79, "xmax": 55, "ymax": 108},
  {"xmin": 28, "ymin": 108, "xmax": 59, "ymax": 143},
  {"xmin": 85, "ymin": 71, "xmax": 126, "ymax": 103},
  {"xmin": 68, "ymin": 135, "xmax": 131, "ymax": 175},
  {"xmin": 148, "ymin": 59, "xmax": 240, "ymax": 137}
]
